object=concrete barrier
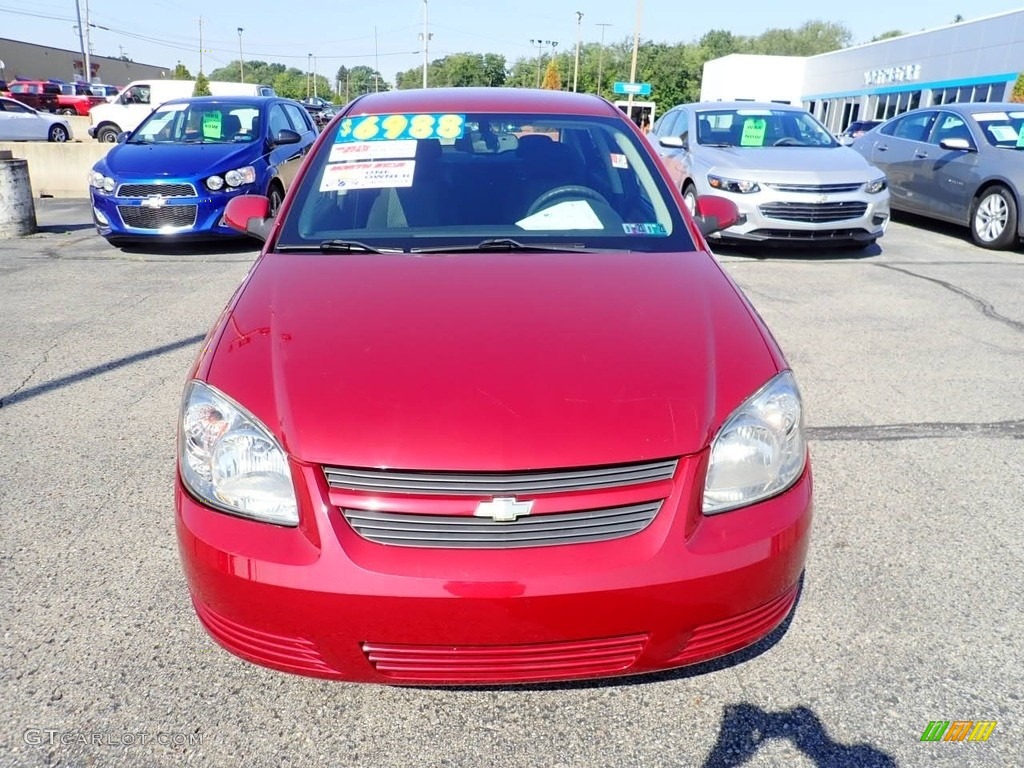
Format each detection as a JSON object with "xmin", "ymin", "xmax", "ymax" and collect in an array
[
  {"xmin": 0, "ymin": 152, "xmax": 38, "ymax": 236},
  {"xmin": 0, "ymin": 140, "xmax": 111, "ymax": 198}
]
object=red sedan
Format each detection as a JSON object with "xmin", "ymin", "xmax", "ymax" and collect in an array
[{"xmin": 176, "ymin": 87, "xmax": 812, "ymax": 685}]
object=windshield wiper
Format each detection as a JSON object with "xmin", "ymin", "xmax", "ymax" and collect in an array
[
  {"xmin": 412, "ymin": 238, "xmax": 594, "ymax": 254},
  {"xmin": 318, "ymin": 239, "xmax": 399, "ymax": 253}
]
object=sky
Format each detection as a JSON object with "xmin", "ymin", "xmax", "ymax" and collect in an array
[{"xmin": 3, "ymin": 0, "xmax": 1024, "ymax": 86}]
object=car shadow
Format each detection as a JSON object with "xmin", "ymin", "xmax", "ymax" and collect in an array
[
  {"xmin": 34, "ymin": 222, "xmax": 96, "ymax": 234},
  {"xmin": 886, "ymin": 209, "xmax": 999, "ymax": 249},
  {"xmin": 114, "ymin": 238, "xmax": 262, "ymax": 257},
  {"xmin": 701, "ymin": 703, "xmax": 897, "ymax": 767}
]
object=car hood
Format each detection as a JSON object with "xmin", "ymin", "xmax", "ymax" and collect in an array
[
  {"xmin": 103, "ymin": 143, "xmax": 259, "ymax": 177},
  {"xmin": 699, "ymin": 146, "xmax": 879, "ymax": 182},
  {"xmin": 202, "ymin": 250, "xmax": 781, "ymax": 470}
]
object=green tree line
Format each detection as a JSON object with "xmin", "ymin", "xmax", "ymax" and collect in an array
[{"xmin": 182, "ymin": 19, "xmax": 868, "ymax": 104}]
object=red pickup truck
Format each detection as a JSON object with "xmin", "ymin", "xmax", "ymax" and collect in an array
[
  {"xmin": 7, "ymin": 81, "xmax": 61, "ymax": 112},
  {"xmin": 56, "ymin": 82, "xmax": 108, "ymax": 115}
]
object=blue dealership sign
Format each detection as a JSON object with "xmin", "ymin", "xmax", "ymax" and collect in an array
[{"xmin": 613, "ymin": 81, "xmax": 652, "ymax": 96}]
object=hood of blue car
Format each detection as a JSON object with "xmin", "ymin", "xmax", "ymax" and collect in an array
[{"xmin": 103, "ymin": 142, "xmax": 261, "ymax": 178}]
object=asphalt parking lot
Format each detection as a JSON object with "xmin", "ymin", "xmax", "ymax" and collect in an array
[{"xmin": 1, "ymin": 201, "xmax": 1021, "ymax": 768}]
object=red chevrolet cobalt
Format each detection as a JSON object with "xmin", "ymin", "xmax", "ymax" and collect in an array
[{"xmin": 176, "ymin": 88, "xmax": 812, "ymax": 685}]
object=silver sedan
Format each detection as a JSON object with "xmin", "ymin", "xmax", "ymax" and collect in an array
[
  {"xmin": 0, "ymin": 96, "xmax": 73, "ymax": 142},
  {"xmin": 850, "ymin": 102, "xmax": 1024, "ymax": 250}
]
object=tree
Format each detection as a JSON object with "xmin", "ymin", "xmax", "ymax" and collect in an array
[
  {"xmin": 541, "ymin": 59, "xmax": 561, "ymax": 90},
  {"xmin": 172, "ymin": 62, "xmax": 192, "ymax": 80},
  {"xmin": 871, "ymin": 30, "xmax": 905, "ymax": 42},
  {"xmin": 1010, "ymin": 74, "xmax": 1024, "ymax": 103},
  {"xmin": 193, "ymin": 73, "xmax": 211, "ymax": 96},
  {"xmin": 749, "ymin": 20, "xmax": 852, "ymax": 56}
]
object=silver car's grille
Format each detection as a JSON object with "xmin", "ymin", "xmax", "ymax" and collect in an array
[
  {"xmin": 764, "ymin": 182, "xmax": 863, "ymax": 194},
  {"xmin": 117, "ymin": 204, "xmax": 198, "ymax": 230},
  {"xmin": 759, "ymin": 201, "xmax": 868, "ymax": 223},
  {"xmin": 342, "ymin": 501, "xmax": 662, "ymax": 548},
  {"xmin": 323, "ymin": 458, "xmax": 678, "ymax": 495},
  {"xmin": 117, "ymin": 183, "xmax": 197, "ymax": 198}
]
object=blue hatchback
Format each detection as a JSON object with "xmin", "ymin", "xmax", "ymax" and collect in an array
[{"xmin": 89, "ymin": 95, "xmax": 318, "ymax": 244}]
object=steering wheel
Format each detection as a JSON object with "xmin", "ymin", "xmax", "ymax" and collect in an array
[
  {"xmin": 526, "ymin": 185, "xmax": 611, "ymax": 217},
  {"xmin": 772, "ymin": 137, "xmax": 805, "ymax": 147}
]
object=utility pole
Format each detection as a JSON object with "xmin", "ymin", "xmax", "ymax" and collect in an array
[
  {"xmin": 237, "ymin": 28, "xmax": 244, "ymax": 83},
  {"xmin": 198, "ymin": 17, "xmax": 204, "ymax": 74},
  {"xmin": 420, "ymin": 0, "xmax": 431, "ymax": 88},
  {"xmin": 83, "ymin": 0, "xmax": 92, "ymax": 80},
  {"xmin": 530, "ymin": 39, "xmax": 552, "ymax": 88},
  {"xmin": 573, "ymin": 11, "xmax": 583, "ymax": 93},
  {"xmin": 596, "ymin": 23, "xmax": 611, "ymax": 95},
  {"xmin": 313, "ymin": 56, "xmax": 318, "ymax": 98},
  {"xmin": 627, "ymin": 0, "xmax": 643, "ymax": 124},
  {"xmin": 307, "ymin": 53, "xmax": 312, "ymax": 98},
  {"xmin": 374, "ymin": 26, "xmax": 380, "ymax": 91},
  {"xmin": 74, "ymin": 0, "xmax": 90, "ymax": 82}
]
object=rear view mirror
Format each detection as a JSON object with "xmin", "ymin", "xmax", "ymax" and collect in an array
[
  {"xmin": 224, "ymin": 195, "xmax": 273, "ymax": 241},
  {"xmin": 694, "ymin": 195, "xmax": 742, "ymax": 237}
]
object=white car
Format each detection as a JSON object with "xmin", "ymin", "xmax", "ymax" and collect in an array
[{"xmin": 0, "ymin": 96, "xmax": 73, "ymax": 142}]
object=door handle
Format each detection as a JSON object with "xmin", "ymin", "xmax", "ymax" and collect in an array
[{"xmin": 915, "ymin": 151, "xmax": 928, "ymax": 159}]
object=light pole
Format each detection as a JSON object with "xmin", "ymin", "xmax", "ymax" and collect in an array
[
  {"xmin": 237, "ymin": 27, "xmax": 244, "ymax": 83},
  {"xmin": 627, "ymin": 0, "xmax": 643, "ymax": 124},
  {"xmin": 596, "ymin": 23, "xmax": 611, "ymax": 95},
  {"xmin": 530, "ymin": 39, "xmax": 558, "ymax": 88},
  {"xmin": 313, "ymin": 55, "xmax": 318, "ymax": 99},
  {"xmin": 307, "ymin": 53, "xmax": 312, "ymax": 98},
  {"xmin": 573, "ymin": 11, "xmax": 583, "ymax": 93},
  {"xmin": 421, "ymin": 0, "xmax": 431, "ymax": 88}
]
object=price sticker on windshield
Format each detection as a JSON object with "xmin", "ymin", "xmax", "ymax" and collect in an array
[{"xmin": 335, "ymin": 113, "xmax": 466, "ymax": 143}]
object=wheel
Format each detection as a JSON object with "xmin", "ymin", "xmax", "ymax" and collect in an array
[
  {"xmin": 268, "ymin": 185, "xmax": 285, "ymax": 216},
  {"xmin": 970, "ymin": 186, "xmax": 1018, "ymax": 249},
  {"xmin": 525, "ymin": 185, "xmax": 610, "ymax": 217},
  {"xmin": 48, "ymin": 124, "xmax": 69, "ymax": 142},
  {"xmin": 96, "ymin": 126, "xmax": 120, "ymax": 143},
  {"xmin": 682, "ymin": 182, "xmax": 698, "ymax": 216},
  {"xmin": 58, "ymin": 107, "xmax": 76, "ymax": 116}
]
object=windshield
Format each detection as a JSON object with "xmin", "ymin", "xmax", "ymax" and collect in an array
[
  {"xmin": 276, "ymin": 111, "xmax": 695, "ymax": 253},
  {"xmin": 695, "ymin": 108, "xmax": 837, "ymax": 148},
  {"xmin": 971, "ymin": 110, "xmax": 1024, "ymax": 148},
  {"xmin": 131, "ymin": 102, "xmax": 261, "ymax": 144}
]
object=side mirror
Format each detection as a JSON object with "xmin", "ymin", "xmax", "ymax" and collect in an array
[
  {"xmin": 693, "ymin": 195, "xmax": 742, "ymax": 237},
  {"xmin": 116, "ymin": 131, "xmax": 130, "ymax": 144},
  {"xmin": 272, "ymin": 128, "xmax": 302, "ymax": 146},
  {"xmin": 224, "ymin": 195, "xmax": 273, "ymax": 241},
  {"xmin": 939, "ymin": 137, "xmax": 973, "ymax": 152},
  {"xmin": 659, "ymin": 135, "xmax": 685, "ymax": 149}
]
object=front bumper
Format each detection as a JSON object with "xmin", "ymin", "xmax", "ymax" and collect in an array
[
  {"xmin": 176, "ymin": 456, "xmax": 813, "ymax": 685},
  {"xmin": 707, "ymin": 188, "xmax": 890, "ymax": 247},
  {"xmin": 90, "ymin": 184, "xmax": 252, "ymax": 241}
]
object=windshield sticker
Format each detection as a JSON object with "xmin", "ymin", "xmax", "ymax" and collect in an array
[
  {"xmin": 335, "ymin": 113, "xmax": 466, "ymax": 143},
  {"xmin": 516, "ymin": 200, "xmax": 604, "ymax": 230},
  {"xmin": 610, "ymin": 153, "xmax": 629, "ymax": 169},
  {"xmin": 202, "ymin": 112, "xmax": 222, "ymax": 139},
  {"xmin": 329, "ymin": 140, "xmax": 418, "ymax": 162},
  {"xmin": 988, "ymin": 125, "xmax": 1019, "ymax": 142},
  {"xmin": 622, "ymin": 223, "xmax": 668, "ymax": 236},
  {"xmin": 740, "ymin": 118, "xmax": 767, "ymax": 147},
  {"xmin": 971, "ymin": 112, "xmax": 1009, "ymax": 122},
  {"xmin": 319, "ymin": 160, "xmax": 416, "ymax": 191},
  {"xmin": 737, "ymin": 109, "xmax": 772, "ymax": 116}
]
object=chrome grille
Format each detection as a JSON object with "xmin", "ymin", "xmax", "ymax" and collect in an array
[
  {"xmin": 324, "ymin": 458, "xmax": 677, "ymax": 495},
  {"xmin": 117, "ymin": 183, "xmax": 197, "ymax": 198},
  {"xmin": 343, "ymin": 501, "xmax": 661, "ymax": 548},
  {"xmin": 764, "ymin": 182, "xmax": 863, "ymax": 194},
  {"xmin": 117, "ymin": 204, "xmax": 198, "ymax": 230},
  {"xmin": 759, "ymin": 201, "xmax": 868, "ymax": 223}
]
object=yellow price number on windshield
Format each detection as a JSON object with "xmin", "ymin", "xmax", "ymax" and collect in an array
[{"xmin": 335, "ymin": 113, "xmax": 465, "ymax": 143}]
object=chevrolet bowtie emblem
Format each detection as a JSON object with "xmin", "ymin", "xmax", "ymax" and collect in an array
[
  {"xmin": 141, "ymin": 195, "xmax": 167, "ymax": 209},
  {"xmin": 474, "ymin": 497, "xmax": 534, "ymax": 522}
]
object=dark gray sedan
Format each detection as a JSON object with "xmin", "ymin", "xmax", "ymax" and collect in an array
[{"xmin": 850, "ymin": 102, "xmax": 1024, "ymax": 249}]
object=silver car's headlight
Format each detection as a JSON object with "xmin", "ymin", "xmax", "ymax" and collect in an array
[
  {"xmin": 703, "ymin": 371, "xmax": 806, "ymax": 515},
  {"xmin": 708, "ymin": 174, "xmax": 761, "ymax": 194},
  {"xmin": 179, "ymin": 381, "xmax": 298, "ymax": 526},
  {"xmin": 864, "ymin": 177, "xmax": 887, "ymax": 194}
]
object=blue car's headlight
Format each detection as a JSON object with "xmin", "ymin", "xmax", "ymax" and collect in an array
[
  {"xmin": 89, "ymin": 170, "xmax": 115, "ymax": 194},
  {"xmin": 206, "ymin": 165, "xmax": 257, "ymax": 192}
]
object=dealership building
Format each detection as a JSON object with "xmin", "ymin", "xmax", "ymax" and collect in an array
[
  {"xmin": 699, "ymin": 9, "xmax": 1024, "ymax": 133},
  {"xmin": 0, "ymin": 37, "xmax": 168, "ymax": 88}
]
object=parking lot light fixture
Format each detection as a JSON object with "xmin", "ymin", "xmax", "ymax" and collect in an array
[{"xmin": 237, "ymin": 28, "xmax": 244, "ymax": 83}]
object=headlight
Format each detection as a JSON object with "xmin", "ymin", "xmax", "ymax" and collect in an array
[
  {"xmin": 225, "ymin": 166, "xmax": 256, "ymax": 187},
  {"xmin": 90, "ymin": 171, "xmax": 115, "ymax": 193},
  {"xmin": 206, "ymin": 175, "xmax": 224, "ymax": 191},
  {"xmin": 708, "ymin": 174, "xmax": 761, "ymax": 194},
  {"xmin": 703, "ymin": 371, "xmax": 806, "ymax": 515},
  {"xmin": 179, "ymin": 381, "xmax": 298, "ymax": 526},
  {"xmin": 864, "ymin": 177, "xmax": 887, "ymax": 194}
]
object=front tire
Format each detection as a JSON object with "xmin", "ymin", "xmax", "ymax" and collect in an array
[
  {"xmin": 268, "ymin": 185, "xmax": 285, "ymax": 216},
  {"xmin": 970, "ymin": 185, "xmax": 1018, "ymax": 249},
  {"xmin": 96, "ymin": 126, "xmax": 120, "ymax": 143},
  {"xmin": 682, "ymin": 182, "xmax": 698, "ymax": 217},
  {"xmin": 48, "ymin": 125, "xmax": 69, "ymax": 142}
]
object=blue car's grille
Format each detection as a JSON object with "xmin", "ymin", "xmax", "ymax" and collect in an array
[
  {"xmin": 116, "ymin": 183, "xmax": 197, "ymax": 198},
  {"xmin": 118, "ymin": 204, "xmax": 198, "ymax": 230}
]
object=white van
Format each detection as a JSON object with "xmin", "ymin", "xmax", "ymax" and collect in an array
[{"xmin": 87, "ymin": 80, "xmax": 276, "ymax": 142}]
